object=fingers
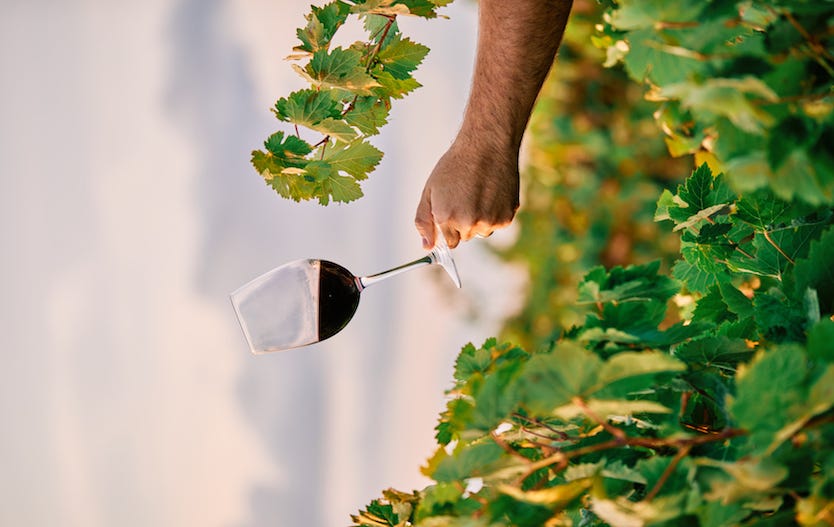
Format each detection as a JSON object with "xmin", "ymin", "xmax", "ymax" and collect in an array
[
  {"xmin": 414, "ymin": 191, "xmax": 436, "ymax": 250},
  {"xmin": 439, "ymin": 222, "xmax": 461, "ymax": 248}
]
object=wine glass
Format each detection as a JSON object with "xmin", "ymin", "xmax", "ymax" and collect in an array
[{"xmin": 230, "ymin": 236, "xmax": 461, "ymax": 354}]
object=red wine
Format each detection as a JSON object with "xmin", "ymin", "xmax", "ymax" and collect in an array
[{"xmin": 318, "ymin": 260, "xmax": 361, "ymax": 341}]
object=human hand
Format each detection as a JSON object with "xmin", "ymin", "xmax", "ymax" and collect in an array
[{"xmin": 414, "ymin": 140, "xmax": 520, "ymax": 249}]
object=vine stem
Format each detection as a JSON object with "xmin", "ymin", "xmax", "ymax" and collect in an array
[
  {"xmin": 365, "ymin": 15, "xmax": 396, "ymax": 71},
  {"xmin": 573, "ymin": 397, "xmax": 626, "ymax": 440},
  {"xmin": 512, "ymin": 412, "xmax": 570, "ymax": 440},
  {"xmin": 514, "ymin": 428, "xmax": 745, "ymax": 486},
  {"xmin": 491, "ymin": 431, "xmax": 532, "ymax": 462},
  {"xmin": 644, "ymin": 444, "xmax": 691, "ymax": 501}
]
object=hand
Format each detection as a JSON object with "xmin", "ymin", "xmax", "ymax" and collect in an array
[{"xmin": 414, "ymin": 140, "xmax": 520, "ymax": 249}]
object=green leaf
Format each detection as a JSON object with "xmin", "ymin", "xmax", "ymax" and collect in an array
[
  {"xmin": 376, "ymin": 35, "xmax": 429, "ymax": 79},
  {"xmin": 553, "ymin": 398, "xmax": 673, "ymax": 421},
  {"xmin": 658, "ymin": 77, "xmax": 777, "ymax": 134},
  {"xmin": 677, "ymin": 163, "xmax": 736, "ymax": 214},
  {"xmin": 519, "ymin": 343, "xmax": 602, "ymax": 415},
  {"xmin": 593, "ymin": 351, "xmax": 686, "ymax": 393},
  {"xmin": 577, "ymin": 261, "xmax": 678, "ymax": 305},
  {"xmin": 414, "ymin": 483, "xmax": 463, "ymax": 521},
  {"xmin": 731, "ymin": 344, "xmax": 807, "ymax": 454},
  {"xmin": 432, "ymin": 441, "xmax": 505, "ymax": 482},
  {"xmin": 298, "ymin": 47, "xmax": 381, "ymax": 94},
  {"xmin": 673, "ymin": 258, "xmax": 731, "ymax": 294},
  {"xmin": 794, "ymin": 226, "xmax": 834, "ymax": 315},
  {"xmin": 702, "ymin": 458, "xmax": 789, "ymax": 506},
  {"xmin": 454, "ymin": 342, "xmax": 492, "ymax": 383},
  {"xmin": 608, "ymin": 0, "xmax": 704, "ymax": 30},
  {"xmin": 497, "ymin": 479, "xmax": 592, "ymax": 508},
  {"xmin": 673, "ymin": 336, "xmax": 754, "ymax": 371},
  {"xmin": 622, "ymin": 28, "xmax": 706, "ymax": 85},
  {"xmin": 808, "ymin": 319, "xmax": 834, "ymax": 363},
  {"xmin": 263, "ymin": 130, "xmax": 313, "ymax": 159},
  {"xmin": 344, "ymin": 96, "xmax": 390, "ymax": 135},
  {"xmin": 471, "ymin": 359, "xmax": 523, "ymax": 431},
  {"xmin": 323, "ymin": 138, "xmax": 384, "ymax": 179},
  {"xmin": 362, "ymin": 14, "xmax": 399, "ymax": 47},
  {"xmin": 312, "ymin": 117, "xmax": 358, "ymax": 143},
  {"xmin": 735, "ymin": 189, "xmax": 794, "ymax": 230},
  {"xmin": 295, "ymin": 1, "xmax": 351, "ymax": 53},
  {"xmin": 274, "ymin": 89, "xmax": 341, "ymax": 128},
  {"xmin": 372, "ymin": 69, "xmax": 421, "ymax": 99},
  {"xmin": 323, "ymin": 172, "xmax": 364, "ymax": 203}
]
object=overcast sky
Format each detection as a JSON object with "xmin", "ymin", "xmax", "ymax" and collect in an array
[{"xmin": 0, "ymin": 1, "xmax": 524, "ymax": 526}]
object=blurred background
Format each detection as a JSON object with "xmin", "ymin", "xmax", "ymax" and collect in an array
[{"xmin": 0, "ymin": 1, "xmax": 525, "ymax": 525}]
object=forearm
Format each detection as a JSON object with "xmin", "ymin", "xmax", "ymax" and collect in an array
[{"xmin": 458, "ymin": 0, "xmax": 573, "ymax": 153}]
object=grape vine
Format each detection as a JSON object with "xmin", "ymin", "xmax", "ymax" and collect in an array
[
  {"xmin": 251, "ymin": 0, "xmax": 451, "ymax": 205},
  {"xmin": 347, "ymin": 0, "xmax": 834, "ymax": 525}
]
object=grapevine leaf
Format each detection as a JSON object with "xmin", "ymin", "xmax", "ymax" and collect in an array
[
  {"xmin": 622, "ymin": 28, "xmax": 706, "ymax": 85},
  {"xmin": 311, "ymin": 117, "xmax": 358, "ymax": 143},
  {"xmin": 735, "ymin": 189, "xmax": 795, "ymax": 229},
  {"xmin": 731, "ymin": 344, "xmax": 807, "ymax": 454},
  {"xmin": 592, "ymin": 493, "xmax": 688, "ymax": 526},
  {"xmin": 454, "ymin": 342, "xmax": 491, "ymax": 383},
  {"xmin": 432, "ymin": 441, "xmax": 505, "ymax": 483},
  {"xmin": 300, "ymin": 47, "xmax": 381, "ymax": 94},
  {"xmin": 413, "ymin": 483, "xmax": 462, "ymax": 522},
  {"xmin": 692, "ymin": 286, "xmax": 735, "ymax": 326},
  {"xmin": 263, "ymin": 131, "xmax": 314, "ymax": 160},
  {"xmin": 373, "ymin": 69, "xmax": 421, "ymax": 99},
  {"xmin": 471, "ymin": 359, "xmax": 523, "ymax": 431},
  {"xmin": 718, "ymin": 282, "xmax": 753, "ymax": 319},
  {"xmin": 673, "ymin": 336, "xmax": 754, "ymax": 371},
  {"xmin": 702, "ymin": 458, "xmax": 789, "ymax": 507},
  {"xmin": 658, "ymin": 77, "xmax": 777, "ymax": 134},
  {"xmin": 794, "ymin": 226, "xmax": 834, "ymax": 315},
  {"xmin": 349, "ymin": 0, "xmax": 409, "ymax": 16},
  {"xmin": 808, "ymin": 319, "xmax": 834, "ymax": 363},
  {"xmin": 608, "ymin": 0, "xmax": 704, "ymax": 31},
  {"xmin": 672, "ymin": 258, "xmax": 731, "ymax": 294},
  {"xmin": 677, "ymin": 163, "xmax": 735, "ymax": 214},
  {"xmin": 577, "ymin": 261, "xmax": 678, "ymax": 305},
  {"xmin": 376, "ymin": 35, "xmax": 429, "ymax": 79},
  {"xmin": 593, "ymin": 351, "xmax": 686, "ymax": 395},
  {"xmin": 553, "ymin": 399, "xmax": 672, "ymax": 421},
  {"xmin": 324, "ymin": 172, "xmax": 364, "ymax": 203},
  {"xmin": 435, "ymin": 398, "xmax": 474, "ymax": 446},
  {"xmin": 753, "ymin": 290, "xmax": 810, "ymax": 343},
  {"xmin": 295, "ymin": 1, "xmax": 351, "ymax": 53},
  {"xmin": 694, "ymin": 500, "xmax": 751, "ymax": 527},
  {"xmin": 344, "ymin": 96, "xmax": 390, "ymax": 135},
  {"xmin": 396, "ymin": 0, "xmax": 444, "ymax": 18},
  {"xmin": 518, "ymin": 343, "xmax": 602, "ymax": 415},
  {"xmin": 363, "ymin": 14, "xmax": 399, "ymax": 46},
  {"xmin": 273, "ymin": 89, "xmax": 341, "ymax": 128},
  {"xmin": 324, "ymin": 138, "xmax": 384, "ymax": 179},
  {"xmin": 497, "ymin": 479, "xmax": 592, "ymax": 508}
]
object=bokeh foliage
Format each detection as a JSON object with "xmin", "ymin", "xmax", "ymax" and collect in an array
[{"xmin": 351, "ymin": 0, "xmax": 834, "ymax": 525}]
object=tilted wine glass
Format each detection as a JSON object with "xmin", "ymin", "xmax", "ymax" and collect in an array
[{"xmin": 230, "ymin": 236, "xmax": 461, "ymax": 354}]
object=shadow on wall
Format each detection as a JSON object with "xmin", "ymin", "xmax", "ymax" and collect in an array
[{"xmin": 165, "ymin": 1, "xmax": 327, "ymax": 525}]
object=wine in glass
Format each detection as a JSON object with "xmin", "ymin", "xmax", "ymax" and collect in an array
[{"xmin": 230, "ymin": 237, "xmax": 460, "ymax": 354}]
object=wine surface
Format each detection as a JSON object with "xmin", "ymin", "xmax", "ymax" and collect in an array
[{"xmin": 317, "ymin": 260, "xmax": 361, "ymax": 341}]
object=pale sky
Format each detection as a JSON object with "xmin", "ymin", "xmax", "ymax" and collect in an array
[{"xmin": 0, "ymin": 1, "xmax": 523, "ymax": 526}]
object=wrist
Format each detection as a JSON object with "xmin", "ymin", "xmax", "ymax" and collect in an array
[{"xmin": 455, "ymin": 120, "xmax": 523, "ymax": 159}]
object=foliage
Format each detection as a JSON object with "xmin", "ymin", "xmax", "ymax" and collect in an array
[
  {"xmin": 348, "ymin": 0, "xmax": 834, "ymax": 525},
  {"xmin": 251, "ymin": 0, "xmax": 451, "ymax": 204},
  {"xmin": 496, "ymin": 3, "xmax": 688, "ymax": 351}
]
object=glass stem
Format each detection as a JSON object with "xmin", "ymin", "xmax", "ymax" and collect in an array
[{"xmin": 356, "ymin": 253, "xmax": 437, "ymax": 291}]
